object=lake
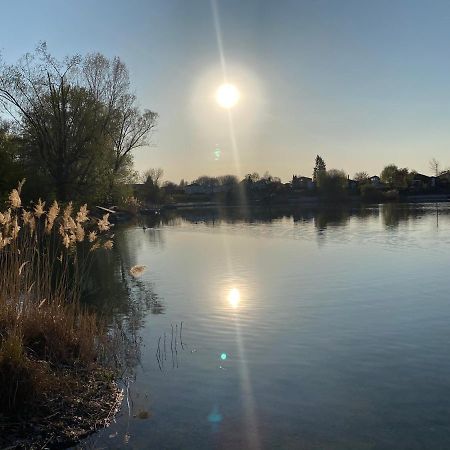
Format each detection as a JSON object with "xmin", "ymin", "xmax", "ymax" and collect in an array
[{"xmin": 80, "ymin": 203, "xmax": 450, "ymax": 449}]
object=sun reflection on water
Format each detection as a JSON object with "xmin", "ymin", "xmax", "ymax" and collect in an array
[{"xmin": 227, "ymin": 287, "xmax": 241, "ymax": 308}]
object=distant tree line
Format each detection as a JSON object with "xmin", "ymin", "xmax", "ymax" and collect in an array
[
  {"xmin": 140, "ymin": 155, "xmax": 450, "ymax": 206},
  {"xmin": 0, "ymin": 43, "xmax": 157, "ymax": 203}
]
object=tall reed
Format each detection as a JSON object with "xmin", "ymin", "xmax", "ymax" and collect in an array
[{"xmin": 0, "ymin": 180, "xmax": 114, "ymax": 412}]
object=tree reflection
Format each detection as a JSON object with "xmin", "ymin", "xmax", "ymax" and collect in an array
[
  {"xmin": 381, "ymin": 204, "xmax": 421, "ymax": 228},
  {"xmin": 313, "ymin": 207, "xmax": 350, "ymax": 230},
  {"xmin": 129, "ymin": 202, "xmax": 450, "ymax": 239},
  {"xmin": 175, "ymin": 206, "xmax": 293, "ymax": 225},
  {"xmin": 82, "ymin": 235, "xmax": 165, "ymax": 322}
]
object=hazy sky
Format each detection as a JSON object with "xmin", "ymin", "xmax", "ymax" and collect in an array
[{"xmin": 2, "ymin": 0, "xmax": 450, "ymax": 182}]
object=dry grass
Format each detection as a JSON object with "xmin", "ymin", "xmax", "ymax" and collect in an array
[{"xmin": 0, "ymin": 180, "xmax": 116, "ymax": 416}]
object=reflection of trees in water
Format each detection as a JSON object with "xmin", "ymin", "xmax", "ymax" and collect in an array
[
  {"xmin": 83, "ymin": 237, "xmax": 165, "ymax": 320},
  {"xmin": 313, "ymin": 208, "xmax": 350, "ymax": 230},
  {"xmin": 175, "ymin": 207, "xmax": 293, "ymax": 225},
  {"xmin": 352, "ymin": 206, "xmax": 380, "ymax": 220},
  {"xmin": 127, "ymin": 203, "xmax": 447, "ymax": 235},
  {"xmin": 168, "ymin": 205, "xmax": 382, "ymax": 230},
  {"xmin": 81, "ymin": 230, "xmax": 165, "ymax": 373},
  {"xmin": 292, "ymin": 209, "xmax": 315, "ymax": 223},
  {"xmin": 130, "ymin": 204, "xmax": 447, "ymax": 239},
  {"xmin": 381, "ymin": 204, "xmax": 422, "ymax": 228},
  {"xmin": 311, "ymin": 206, "xmax": 381, "ymax": 230}
]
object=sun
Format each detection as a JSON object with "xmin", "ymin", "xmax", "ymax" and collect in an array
[{"xmin": 216, "ymin": 83, "xmax": 240, "ymax": 109}]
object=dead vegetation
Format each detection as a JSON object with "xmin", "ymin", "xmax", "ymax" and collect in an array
[{"xmin": 0, "ymin": 181, "xmax": 122, "ymax": 448}]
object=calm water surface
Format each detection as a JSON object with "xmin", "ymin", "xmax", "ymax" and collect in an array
[{"xmin": 80, "ymin": 204, "xmax": 450, "ymax": 450}]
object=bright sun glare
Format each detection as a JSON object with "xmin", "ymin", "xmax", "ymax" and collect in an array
[
  {"xmin": 216, "ymin": 83, "xmax": 240, "ymax": 109},
  {"xmin": 228, "ymin": 287, "xmax": 241, "ymax": 308}
]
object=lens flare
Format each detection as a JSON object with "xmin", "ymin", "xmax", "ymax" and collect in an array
[{"xmin": 228, "ymin": 287, "xmax": 240, "ymax": 308}]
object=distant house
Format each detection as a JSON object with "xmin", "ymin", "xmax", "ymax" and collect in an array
[
  {"xmin": 369, "ymin": 175, "xmax": 386, "ymax": 189},
  {"xmin": 162, "ymin": 183, "xmax": 184, "ymax": 195},
  {"xmin": 212, "ymin": 184, "xmax": 233, "ymax": 193},
  {"xmin": 410, "ymin": 173, "xmax": 432, "ymax": 190},
  {"xmin": 292, "ymin": 175, "xmax": 315, "ymax": 190},
  {"xmin": 184, "ymin": 183, "xmax": 233, "ymax": 195},
  {"xmin": 347, "ymin": 176, "xmax": 358, "ymax": 191},
  {"xmin": 184, "ymin": 183, "xmax": 209, "ymax": 195},
  {"xmin": 252, "ymin": 179, "xmax": 270, "ymax": 191}
]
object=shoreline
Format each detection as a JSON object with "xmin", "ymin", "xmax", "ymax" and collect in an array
[
  {"xmin": 0, "ymin": 367, "xmax": 123, "ymax": 449},
  {"xmin": 161, "ymin": 195, "xmax": 450, "ymax": 211}
]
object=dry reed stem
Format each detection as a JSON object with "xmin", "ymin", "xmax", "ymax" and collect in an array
[{"xmin": 0, "ymin": 181, "xmax": 116, "ymax": 414}]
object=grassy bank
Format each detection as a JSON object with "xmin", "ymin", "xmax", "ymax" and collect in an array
[{"xmin": 0, "ymin": 182, "xmax": 121, "ymax": 448}]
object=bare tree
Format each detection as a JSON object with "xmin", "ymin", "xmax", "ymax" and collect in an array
[
  {"xmin": 244, "ymin": 172, "xmax": 260, "ymax": 183},
  {"xmin": 110, "ymin": 97, "xmax": 158, "ymax": 177},
  {"xmin": 141, "ymin": 168, "xmax": 164, "ymax": 186},
  {"xmin": 193, "ymin": 175, "xmax": 218, "ymax": 188},
  {"xmin": 217, "ymin": 175, "xmax": 239, "ymax": 186},
  {"xmin": 354, "ymin": 171, "xmax": 370, "ymax": 182},
  {"xmin": 82, "ymin": 53, "xmax": 158, "ymax": 179},
  {"xmin": 429, "ymin": 158, "xmax": 441, "ymax": 177}
]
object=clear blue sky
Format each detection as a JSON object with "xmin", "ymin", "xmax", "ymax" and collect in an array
[{"xmin": 2, "ymin": 0, "xmax": 450, "ymax": 182}]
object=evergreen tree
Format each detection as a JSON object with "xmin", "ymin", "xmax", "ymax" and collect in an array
[{"xmin": 313, "ymin": 155, "xmax": 326, "ymax": 184}]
